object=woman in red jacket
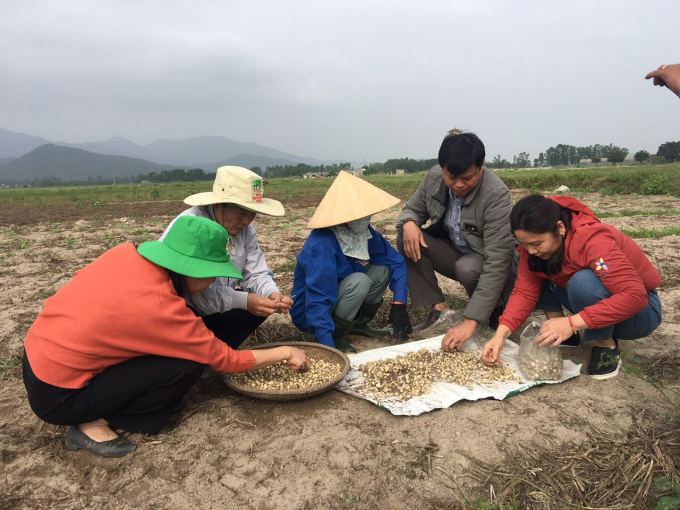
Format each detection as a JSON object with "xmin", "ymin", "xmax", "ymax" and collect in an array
[
  {"xmin": 23, "ymin": 216, "xmax": 309, "ymax": 458},
  {"xmin": 482, "ymin": 194, "xmax": 662, "ymax": 380}
]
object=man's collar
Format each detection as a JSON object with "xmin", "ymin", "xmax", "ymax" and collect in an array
[
  {"xmin": 448, "ymin": 188, "xmax": 465, "ymax": 202},
  {"xmin": 433, "ymin": 173, "xmax": 448, "ymax": 204}
]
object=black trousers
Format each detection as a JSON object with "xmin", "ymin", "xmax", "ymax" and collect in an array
[
  {"xmin": 200, "ymin": 309, "xmax": 266, "ymax": 349},
  {"xmin": 23, "ymin": 352, "xmax": 204, "ymax": 435}
]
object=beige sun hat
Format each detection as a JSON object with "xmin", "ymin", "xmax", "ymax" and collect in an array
[
  {"xmin": 307, "ymin": 171, "xmax": 400, "ymax": 229},
  {"xmin": 184, "ymin": 166, "xmax": 285, "ymax": 217}
]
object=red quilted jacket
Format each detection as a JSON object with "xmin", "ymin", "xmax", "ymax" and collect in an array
[{"xmin": 499, "ymin": 196, "xmax": 661, "ymax": 332}]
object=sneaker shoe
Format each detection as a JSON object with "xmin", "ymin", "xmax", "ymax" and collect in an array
[
  {"xmin": 412, "ymin": 309, "xmax": 441, "ymax": 332},
  {"xmin": 588, "ymin": 340, "xmax": 621, "ymax": 380},
  {"xmin": 559, "ymin": 332, "xmax": 581, "ymax": 348}
]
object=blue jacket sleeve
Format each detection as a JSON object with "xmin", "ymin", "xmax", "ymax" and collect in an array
[
  {"xmin": 302, "ymin": 237, "xmax": 340, "ymax": 346},
  {"xmin": 367, "ymin": 227, "xmax": 408, "ymax": 303}
]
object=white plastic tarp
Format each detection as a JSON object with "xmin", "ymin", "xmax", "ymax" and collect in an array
[{"xmin": 336, "ymin": 335, "xmax": 582, "ymax": 416}]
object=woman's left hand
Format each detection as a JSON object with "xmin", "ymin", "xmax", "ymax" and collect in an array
[{"xmin": 536, "ymin": 317, "xmax": 573, "ymax": 347}]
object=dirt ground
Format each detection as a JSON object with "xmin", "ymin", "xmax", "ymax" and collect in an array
[{"xmin": 1, "ymin": 190, "xmax": 679, "ymax": 509}]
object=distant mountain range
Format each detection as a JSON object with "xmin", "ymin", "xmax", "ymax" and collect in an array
[
  {"xmin": 0, "ymin": 129, "xmax": 52, "ymax": 159},
  {"xmin": 0, "ymin": 144, "xmax": 191, "ymax": 182},
  {"xmin": 0, "ymin": 128, "xmax": 355, "ymax": 183}
]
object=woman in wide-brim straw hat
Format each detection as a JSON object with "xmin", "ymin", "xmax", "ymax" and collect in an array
[
  {"xmin": 23, "ymin": 216, "xmax": 309, "ymax": 458},
  {"xmin": 162, "ymin": 166, "xmax": 291, "ymax": 350},
  {"xmin": 290, "ymin": 171, "xmax": 412, "ymax": 354}
]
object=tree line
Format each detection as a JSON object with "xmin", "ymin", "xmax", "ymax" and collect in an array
[
  {"xmin": 490, "ymin": 141, "xmax": 680, "ymax": 169},
  {"xmin": 256, "ymin": 158, "xmax": 440, "ymax": 177},
  {"xmin": 253, "ymin": 162, "xmax": 354, "ymax": 179},
  {"xmin": 490, "ymin": 143, "xmax": 631, "ymax": 169},
  {"xmin": 10, "ymin": 168, "xmax": 217, "ymax": 188}
]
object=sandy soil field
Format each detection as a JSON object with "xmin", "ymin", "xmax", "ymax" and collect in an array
[{"xmin": 1, "ymin": 189, "xmax": 679, "ymax": 509}]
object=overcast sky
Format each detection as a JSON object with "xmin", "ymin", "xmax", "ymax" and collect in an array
[{"xmin": 1, "ymin": 0, "xmax": 678, "ymax": 163}]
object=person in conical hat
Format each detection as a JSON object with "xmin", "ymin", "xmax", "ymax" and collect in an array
[
  {"xmin": 162, "ymin": 166, "xmax": 292, "ymax": 350},
  {"xmin": 290, "ymin": 171, "xmax": 412, "ymax": 353}
]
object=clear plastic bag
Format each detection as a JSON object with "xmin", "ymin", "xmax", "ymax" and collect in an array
[
  {"xmin": 474, "ymin": 323, "xmax": 496, "ymax": 350},
  {"xmin": 434, "ymin": 309, "xmax": 464, "ymax": 328},
  {"xmin": 408, "ymin": 309, "xmax": 464, "ymax": 341},
  {"xmin": 518, "ymin": 321, "xmax": 563, "ymax": 381}
]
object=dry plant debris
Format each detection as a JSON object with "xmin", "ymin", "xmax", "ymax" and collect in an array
[
  {"xmin": 228, "ymin": 359, "xmax": 342, "ymax": 391},
  {"xmin": 462, "ymin": 413, "xmax": 680, "ymax": 509},
  {"xmin": 358, "ymin": 348, "xmax": 521, "ymax": 400}
]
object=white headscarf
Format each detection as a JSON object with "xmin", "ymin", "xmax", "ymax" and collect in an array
[{"xmin": 330, "ymin": 216, "xmax": 372, "ymax": 261}]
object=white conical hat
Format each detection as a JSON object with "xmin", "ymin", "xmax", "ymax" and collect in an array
[{"xmin": 307, "ymin": 171, "xmax": 400, "ymax": 229}]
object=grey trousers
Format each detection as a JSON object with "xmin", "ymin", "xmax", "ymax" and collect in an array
[
  {"xmin": 397, "ymin": 231, "xmax": 483, "ymax": 309},
  {"xmin": 332, "ymin": 264, "xmax": 390, "ymax": 320}
]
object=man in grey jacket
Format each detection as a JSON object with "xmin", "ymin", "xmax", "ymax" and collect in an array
[
  {"xmin": 396, "ymin": 131, "xmax": 517, "ymax": 351},
  {"xmin": 161, "ymin": 166, "xmax": 292, "ymax": 348}
]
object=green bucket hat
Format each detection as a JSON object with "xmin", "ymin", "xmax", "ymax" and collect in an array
[{"xmin": 137, "ymin": 216, "xmax": 243, "ymax": 279}]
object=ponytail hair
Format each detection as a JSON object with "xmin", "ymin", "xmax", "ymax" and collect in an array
[{"xmin": 510, "ymin": 194, "xmax": 572, "ymax": 275}]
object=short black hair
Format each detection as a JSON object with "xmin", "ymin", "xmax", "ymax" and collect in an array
[{"xmin": 438, "ymin": 130, "xmax": 485, "ymax": 176}]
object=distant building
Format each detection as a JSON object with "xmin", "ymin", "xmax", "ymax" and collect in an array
[
  {"xmin": 579, "ymin": 158, "xmax": 613, "ymax": 167},
  {"xmin": 618, "ymin": 157, "xmax": 637, "ymax": 167},
  {"xmin": 395, "ymin": 169, "xmax": 405, "ymax": 175},
  {"xmin": 303, "ymin": 172, "xmax": 329, "ymax": 179}
]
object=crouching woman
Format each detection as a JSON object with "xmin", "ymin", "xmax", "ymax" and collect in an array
[
  {"xmin": 290, "ymin": 171, "xmax": 412, "ymax": 354},
  {"xmin": 482, "ymin": 194, "xmax": 662, "ymax": 380},
  {"xmin": 23, "ymin": 216, "xmax": 308, "ymax": 458}
]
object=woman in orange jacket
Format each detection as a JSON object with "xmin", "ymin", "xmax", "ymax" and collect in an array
[{"xmin": 23, "ymin": 216, "xmax": 308, "ymax": 458}]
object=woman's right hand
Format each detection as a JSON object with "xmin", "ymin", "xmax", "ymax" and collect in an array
[
  {"xmin": 285, "ymin": 347, "xmax": 311, "ymax": 371},
  {"xmin": 250, "ymin": 346, "xmax": 310, "ymax": 370},
  {"xmin": 482, "ymin": 334, "xmax": 506, "ymax": 366}
]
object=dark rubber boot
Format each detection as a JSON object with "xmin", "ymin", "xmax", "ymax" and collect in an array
[
  {"xmin": 331, "ymin": 314, "xmax": 358, "ymax": 354},
  {"xmin": 348, "ymin": 301, "xmax": 391, "ymax": 338},
  {"xmin": 412, "ymin": 309, "xmax": 442, "ymax": 332}
]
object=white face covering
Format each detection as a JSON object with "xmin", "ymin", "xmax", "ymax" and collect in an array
[{"xmin": 330, "ymin": 216, "xmax": 372, "ymax": 261}]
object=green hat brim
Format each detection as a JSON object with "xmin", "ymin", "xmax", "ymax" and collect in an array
[{"xmin": 138, "ymin": 241, "xmax": 243, "ymax": 279}]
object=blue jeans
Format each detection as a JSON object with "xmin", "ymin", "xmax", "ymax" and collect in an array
[{"xmin": 535, "ymin": 270, "xmax": 662, "ymax": 342}]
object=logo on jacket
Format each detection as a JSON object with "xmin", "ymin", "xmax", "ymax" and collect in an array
[{"xmin": 594, "ymin": 257, "xmax": 609, "ymax": 271}]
